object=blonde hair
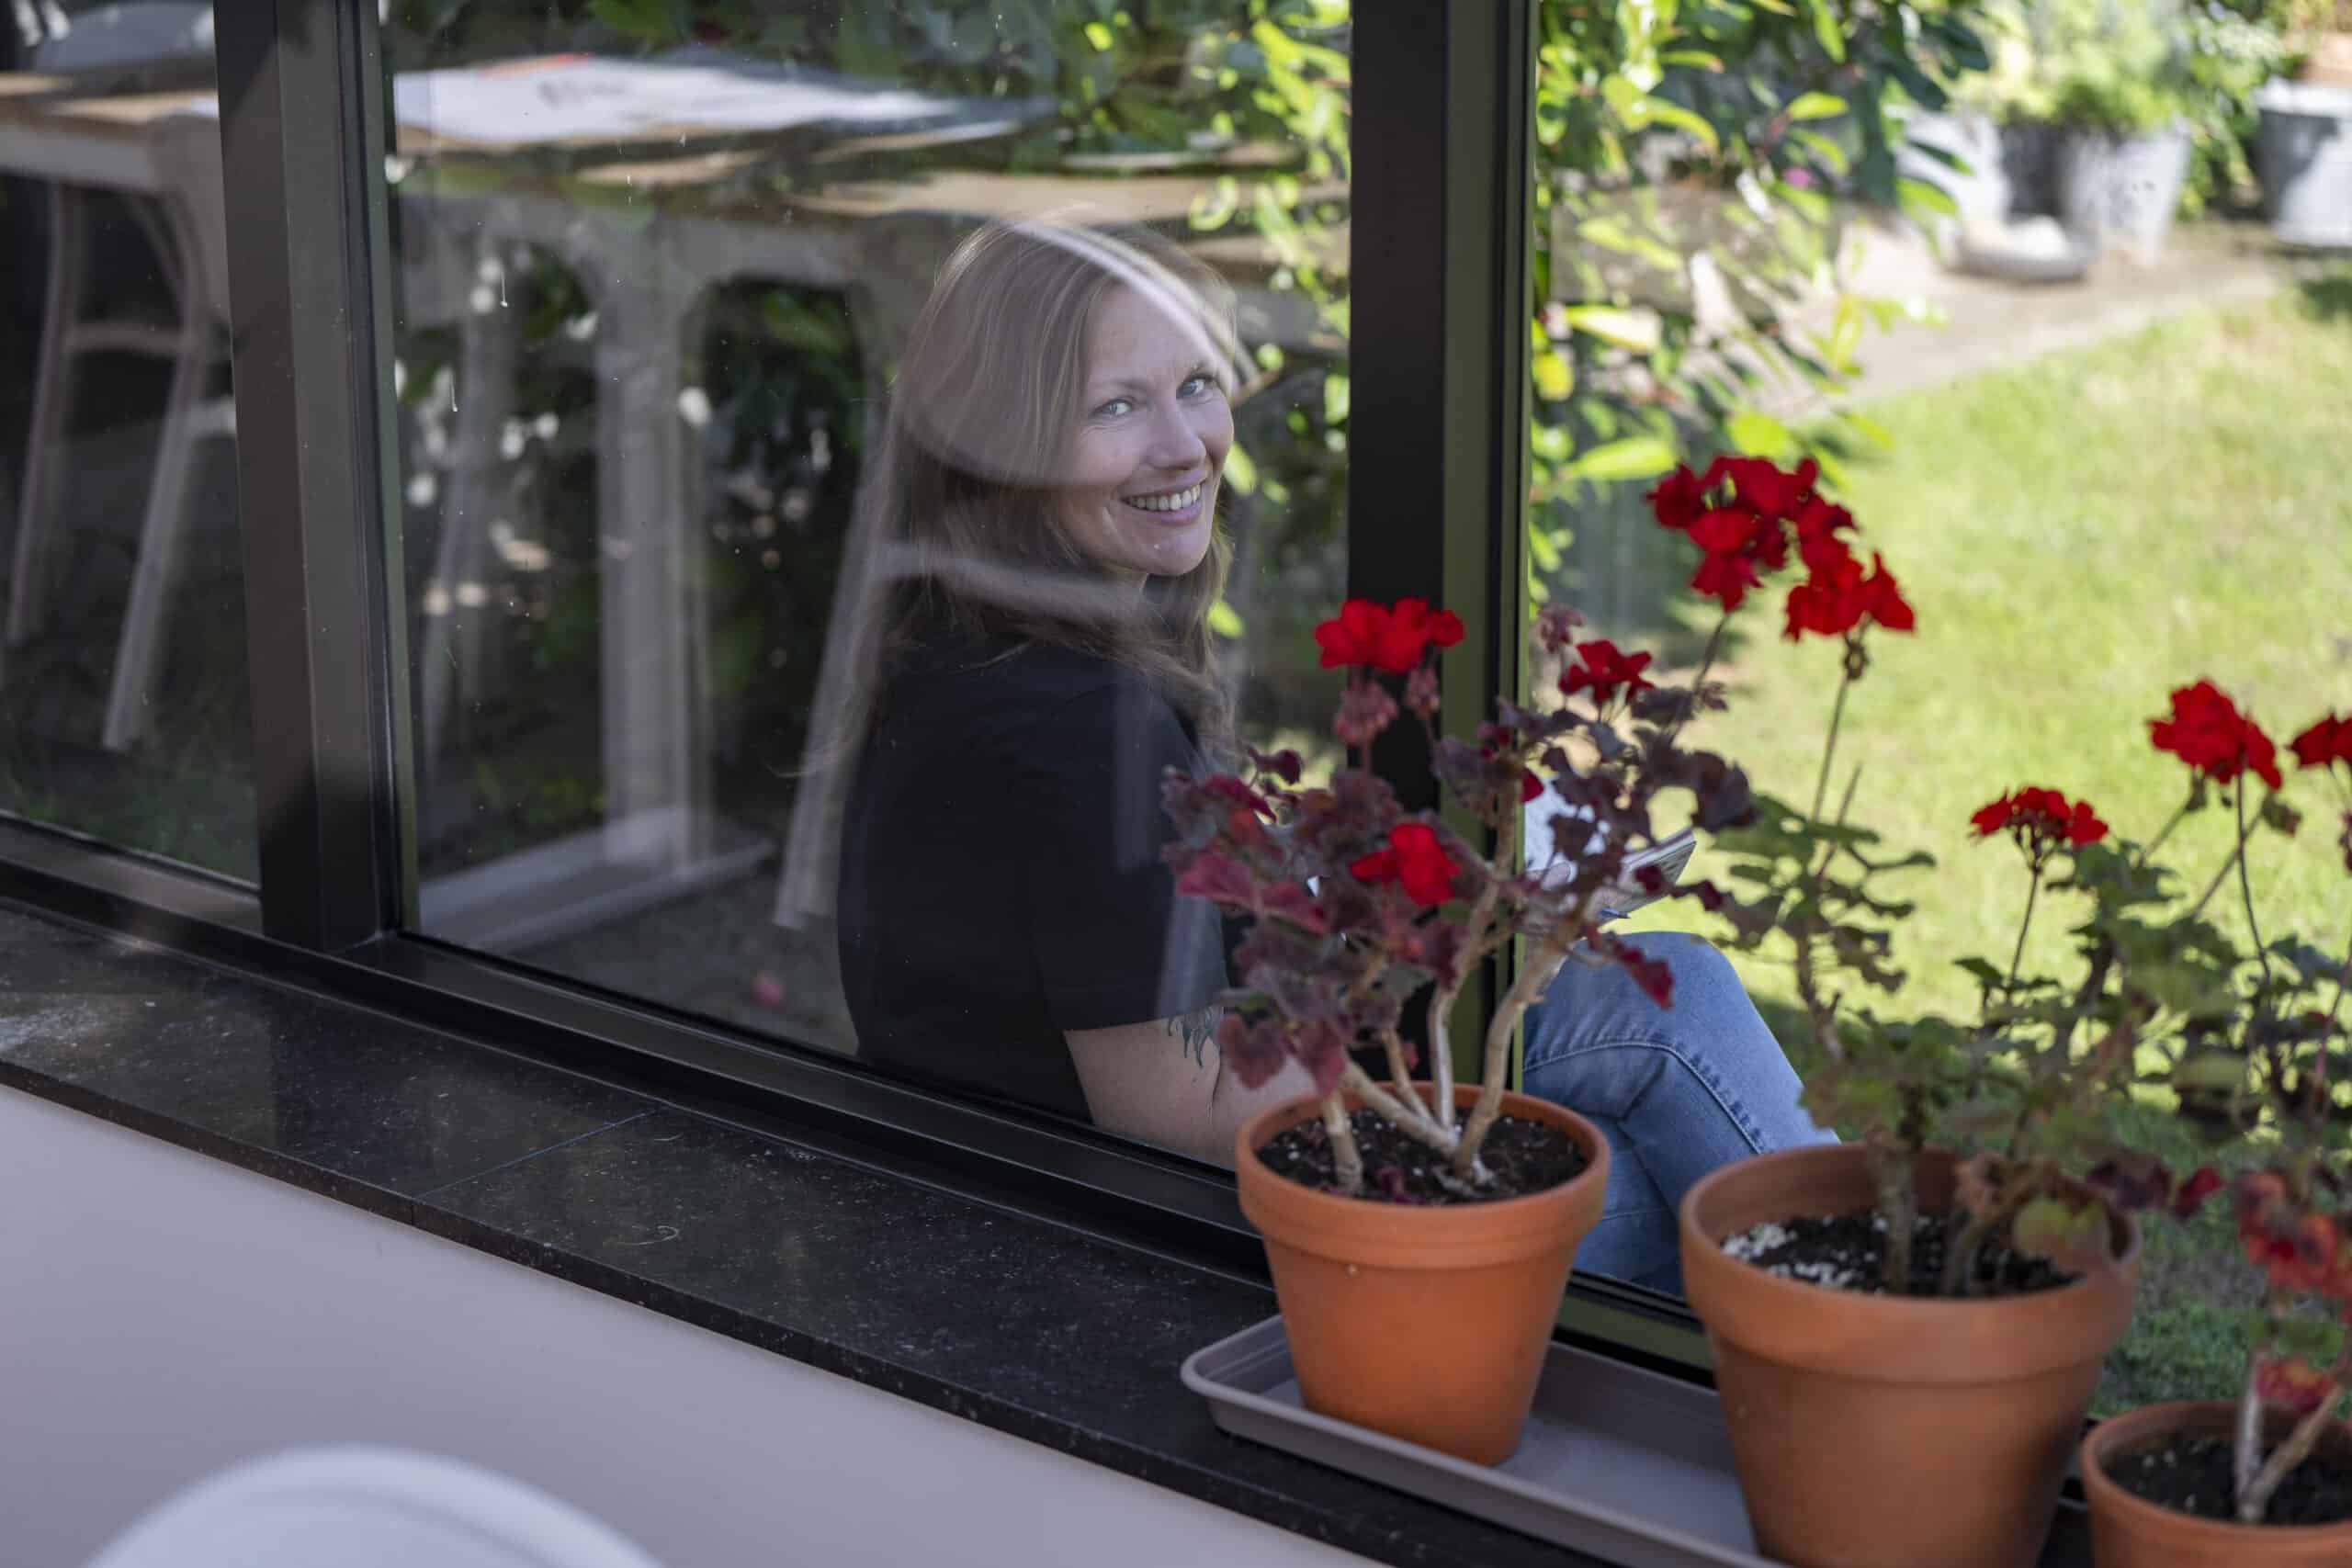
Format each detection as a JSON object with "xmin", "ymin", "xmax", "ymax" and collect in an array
[
  {"xmin": 866, "ymin": 217, "xmax": 1244, "ymax": 746},
  {"xmin": 778, "ymin": 218, "xmax": 1247, "ymax": 931}
]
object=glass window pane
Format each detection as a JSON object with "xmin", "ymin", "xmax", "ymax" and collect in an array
[
  {"xmin": 0, "ymin": 4, "xmax": 252, "ymax": 878},
  {"xmin": 382, "ymin": 4, "xmax": 1349, "ymax": 1151},
  {"xmin": 1521, "ymin": 0, "xmax": 2351, "ymax": 1390}
]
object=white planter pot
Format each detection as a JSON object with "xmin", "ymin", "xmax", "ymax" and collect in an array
[
  {"xmin": 2256, "ymin": 80, "xmax": 2352, "ymax": 249},
  {"xmin": 2055, "ymin": 120, "xmax": 2191, "ymax": 259}
]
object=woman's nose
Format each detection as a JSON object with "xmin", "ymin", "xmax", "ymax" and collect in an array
[{"xmin": 1144, "ymin": 404, "xmax": 1207, "ymax": 469}]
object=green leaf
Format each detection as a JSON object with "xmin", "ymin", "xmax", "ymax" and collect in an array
[
  {"xmin": 1207, "ymin": 599, "xmax": 1245, "ymax": 639},
  {"xmin": 1532, "ymin": 350, "xmax": 1574, "ymax": 401},
  {"xmin": 1323, "ymin": 371, "xmax": 1351, "ymax": 427},
  {"xmin": 1896, "ymin": 175, "xmax": 1961, "ymax": 221},
  {"xmin": 1560, "ymin": 305, "xmax": 1661, "ymax": 353},
  {"xmin": 1725, "ymin": 408, "xmax": 1794, "ymax": 457},
  {"xmin": 1785, "ymin": 91, "xmax": 1848, "ymax": 122},
  {"xmin": 1790, "ymin": 128, "xmax": 1850, "ymax": 177},
  {"xmin": 1564, "ymin": 434, "xmax": 1677, "ymax": 481},
  {"xmin": 1083, "ymin": 20, "xmax": 1114, "ymax": 50},
  {"xmin": 1842, "ymin": 409, "xmax": 1894, "ymax": 449},
  {"xmin": 1531, "ymin": 423, "xmax": 1573, "ymax": 462},
  {"xmin": 1617, "ymin": 96, "xmax": 1724, "ymax": 152},
  {"xmin": 1661, "ymin": 49, "xmax": 1724, "ymax": 71},
  {"xmin": 2012, "ymin": 1197, "xmax": 2112, "ymax": 1273},
  {"xmin": 1810, "ymin": 0, "xmax": 1848, "ymax": 63},
  {"xmin": 2172, "ymin": 1052, "xmax": 2247, "ymax": 1095},
  {"xmin": 1223, "ymin": 442, "xmax": 1259, "ymax": 495},
  {"xmin": 1577, "ymin": 217, "xmax": 1683, "ymax": 273}
]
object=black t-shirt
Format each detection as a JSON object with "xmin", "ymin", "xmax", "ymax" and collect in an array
[{"xmin": 835, "ymin": 631, "xmax": 1231, "ymax": 1121}]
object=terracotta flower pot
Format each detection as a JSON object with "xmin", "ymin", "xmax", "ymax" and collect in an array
[
  {"xmin": 1234, "ymin": 1085, "xmax": 1609, "ymax": 1465},
  {"xmin": 1679, "ymin": 1143, "xmax": 2140, "ymax": 1568},
  {"xmin": 2082, "ymin": 1400, "xmax": 2352, "ymax": 1565}
]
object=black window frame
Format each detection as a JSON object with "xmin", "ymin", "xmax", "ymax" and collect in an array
[{"xmin": 0, "ymin": 0, "xmax": 1704, "ymax": 1349}]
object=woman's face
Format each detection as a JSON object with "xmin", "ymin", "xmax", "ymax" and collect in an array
[{"xmin": 1057, "ymin": 283, "xmax": 1233, "ymax": 581}]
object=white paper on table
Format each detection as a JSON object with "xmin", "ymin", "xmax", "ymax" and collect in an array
[
  {"xmin": 1524, "ymin": 788, "xmax": 1605, "ymax": 889},
  {"xmin": 389, "ymin": 51, "xmax": 984, "ymax": 147}
]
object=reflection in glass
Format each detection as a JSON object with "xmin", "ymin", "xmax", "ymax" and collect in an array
[
  {"xmin": 380, "ymin": 7, "xmax": 1350, "ymax": 1075},
  {"xmin": 0, "ymin": 4, "xmax": 251, "ymax": 875}
]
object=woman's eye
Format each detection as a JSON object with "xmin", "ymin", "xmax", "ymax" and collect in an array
[
  {"xmin": 1180, "ymin": 374, "xmax": 1214, "ymax": 398},
  {"xmin": 1094, "ymin": 398, "xmax": 1135, "ymax": 420}
]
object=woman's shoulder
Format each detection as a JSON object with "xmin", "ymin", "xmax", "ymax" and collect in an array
[{"xmin": 898, "ymin": 630, "xmax": 1150, "ymax": 707}]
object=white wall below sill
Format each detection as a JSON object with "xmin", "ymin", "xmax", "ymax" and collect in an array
[{"xmin": 0, "ymin": 1086, "xmax": 1368, "ymax": 1568}]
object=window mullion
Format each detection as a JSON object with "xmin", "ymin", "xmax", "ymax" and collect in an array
[{"xmin": 214, "ymin": 0, "xmax": 412, "ymax": 951}]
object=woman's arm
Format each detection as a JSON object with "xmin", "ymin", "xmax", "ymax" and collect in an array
[{"xmin": 1065, "ymin": 1012, "xmax": 1317, "ymax": 1167}]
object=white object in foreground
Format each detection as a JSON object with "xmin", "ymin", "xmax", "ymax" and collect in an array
[{"xmin": 84, "ymin": 1446, "xmax": 666, "ymax": 1568}]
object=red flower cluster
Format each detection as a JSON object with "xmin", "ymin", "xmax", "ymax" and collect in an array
[
  {"xmin": 1560, "ymin": 638, "xmax": 1655, "ymax": 705},
  {"xmin": 1969, "ymin": 787, "xmax": 2109, "ymax": 851},
  {"xmin": 2235, "ymin": 1173, "xmax": 2352, "ymax": 1303},
  {"xmin": 1315, "ymin": 598, "xmax": 1465, "ymax": 675},
  {"xmin": 2255, "ymin": 1354, "xmax": 2339, "ymax": 1416},
  {"xmin": 1783, "ymin": 548, "xmax": 1914, "ymax": 642},
  {"xmin": 2150, "ymin": 680, "xmax": 2283, "ymax": 792},
  {"xmin": 1351, "ymin": 822, "xmax": 1461, "ymax": 908},
  {"xmin": 1646, "ymin": 455, "xmax": 1913, "ymax": 638},
  {"xmin": 2292, "ymin": 712, "xmax": 2352, "ymax": 773}
]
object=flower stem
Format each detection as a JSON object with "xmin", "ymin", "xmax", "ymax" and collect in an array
[
  {"xmin": 1378, "ymin": 1029, "xmax": 1434, "ymax": 1126},
  {"xmin": 2241, "ymin": 1382, "xmax": 2346, "ymax": 1524},
  {"xmin": 1453, "ymin": 930, "xmax": 1571, "ymax": 1180},
  {"xmin": 1339, "ymin": 1064, "xmax": 1464, "ymax": 1160},
  {"xmin": 1320, "ymin": 1091, "xmax": 1363, "ymax": 1197},
  {"xmin": 1810, "ymin": 664, "xmax": 1855, "ymax": 829},
  {"xmin": 2005, "ymin": 864, "xmax": 2044, "ymax": 996},
  {"xmin": 1940, "ymin": 1179, "xmax": 2030, "ymax": 1298},
  {"xmin": 2236, "ymin": 1319, "xmax": 2278, "ymax": 1506},
  {"xmin": 2138, "ymin": 795, "xmax": 2192, "ymax": 868},
  {"xmin": 1877, "ymin": 1148, "xmax": 1917, "ymax": 1295},
  {"xmin": 1660, "ymin": 609, "xmax": 1733, "ymax": 751},
  {"xmin": 2188, "ymin": 837, "xmax": 2250, "ymax": 922},
  {"xmin": 2236, "ymin": 781, "xmax": 2277, "ymax": 986}
]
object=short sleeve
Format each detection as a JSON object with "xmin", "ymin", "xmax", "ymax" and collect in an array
[{"xmin": 1016, "ymin": 680, "xmax": 1230, "ymax": 1032}]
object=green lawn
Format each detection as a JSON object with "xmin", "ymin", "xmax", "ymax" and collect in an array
[{"xmin": 1627, "ymin": 269, "xmax": 2352, "ymax": 1407}]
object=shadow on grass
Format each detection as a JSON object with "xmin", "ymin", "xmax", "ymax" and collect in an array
[{"xmin": 2297, "ymin": 271, "xmax": 2352, "ymax": 325}]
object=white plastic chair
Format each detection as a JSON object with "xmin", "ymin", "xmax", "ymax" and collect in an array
[
  {"xmin": 6, "ymin": 1, "xmax": 232, "ymax": 750},
  {"xmin": 82, "ymin": 1446, "xmax": 669, "ymax": 1568}
]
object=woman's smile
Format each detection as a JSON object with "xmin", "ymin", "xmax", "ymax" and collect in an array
[{"xmin": 1059, "ymin": 282, "xmax": 1234, "ymax": 580}]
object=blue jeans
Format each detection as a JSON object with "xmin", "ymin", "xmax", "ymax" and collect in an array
[{"xmin": 1521, "ymin": 931, "xmax": 1834, "ymax": 1295}]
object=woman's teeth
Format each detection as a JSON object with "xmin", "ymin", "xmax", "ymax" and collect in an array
[{"xmin": 1125, "ymin": 482, "xmax": 1204, "ymax": 513}]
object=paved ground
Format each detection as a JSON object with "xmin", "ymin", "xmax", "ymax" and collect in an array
[{"xmin": 1797, "ymin": 216, "xmax": 2322, "ymax": 415}]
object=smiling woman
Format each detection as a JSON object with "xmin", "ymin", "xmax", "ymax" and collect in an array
[{"xmin": 828, "ymin": 220, "xmax": 1318, "ymax": 1156}]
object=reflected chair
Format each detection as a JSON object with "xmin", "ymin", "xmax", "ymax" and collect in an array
[
  {"xmin": 82, "ymin": 1445, "xmax": 668, "ymax": 1568},
  {"xmin": 6, "ymin": 0, "xmax": 233, "ymax": 750}
]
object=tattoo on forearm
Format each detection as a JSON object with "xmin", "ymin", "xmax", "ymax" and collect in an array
[{"xmin": 1166, "ymin": 1006, "xmax": 1223, "ymax": 1067}]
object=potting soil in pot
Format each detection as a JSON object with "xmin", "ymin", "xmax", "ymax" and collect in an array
[
  {"xmin": 1723, "ymin": 1208, "xmax": 2075, "ymax": 1295},
  {"xmin": 1256, "ymin": 1109, "xmax": 1586, "ymax": 1203},
  {"xmin": 2109, "ymin": 1435, "xmax": 2352, "ymax": 1525}
]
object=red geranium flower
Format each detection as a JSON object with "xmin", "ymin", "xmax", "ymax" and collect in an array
[
  {"xmin": 1646, "ymin": 465, "xmax": 1709, "ymax": 532},
  {"xmin": 1792, "ymin": 494, "xmax": 1857, "ymax": 576},
  {"xmin": 1970, "ymin": 786, "xmax": 2109, "ymax": 849},
  {"xmin": 1690, "ymin": 547, "xmax": 1765, "ymax": 612},
  {"xmin": 1560, "ymin": 638, "xmax": 1656, "ymax": 705},
  {"xmin": 2151, "ymin": 680, "xmax": 2284, "ymax": 792},
  {"xmin": 2256, "ymin": 1354, "xmax": 2339, "ymax": 1416},
  {"xmin": 1351, "ymin": 822, "xmax": 1462, "ymax": 908},
  {"xmin": 1783, "ymin": 550, "xmax": 1914, "ymax": 641},
  {"xmin": 2291, "ymin": 713, "xmax": 2352, "ymax": 772},
  {"xmin": 1314, "ymin": 598, "xmax": 1464, "ymax": 675},
  {"xmin": 1711, "ymin": 455, "xmax": 1818, "ymax": 522}
]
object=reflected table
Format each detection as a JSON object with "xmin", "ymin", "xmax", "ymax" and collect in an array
[{"xmin": 0, "ymin": 56, "xmax": 1342, "ymax": 958}]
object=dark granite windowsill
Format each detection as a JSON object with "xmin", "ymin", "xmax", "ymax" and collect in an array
[{"xmin": 0, "ymin": 897, "xmax": 2092, "ymax": 1567}]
